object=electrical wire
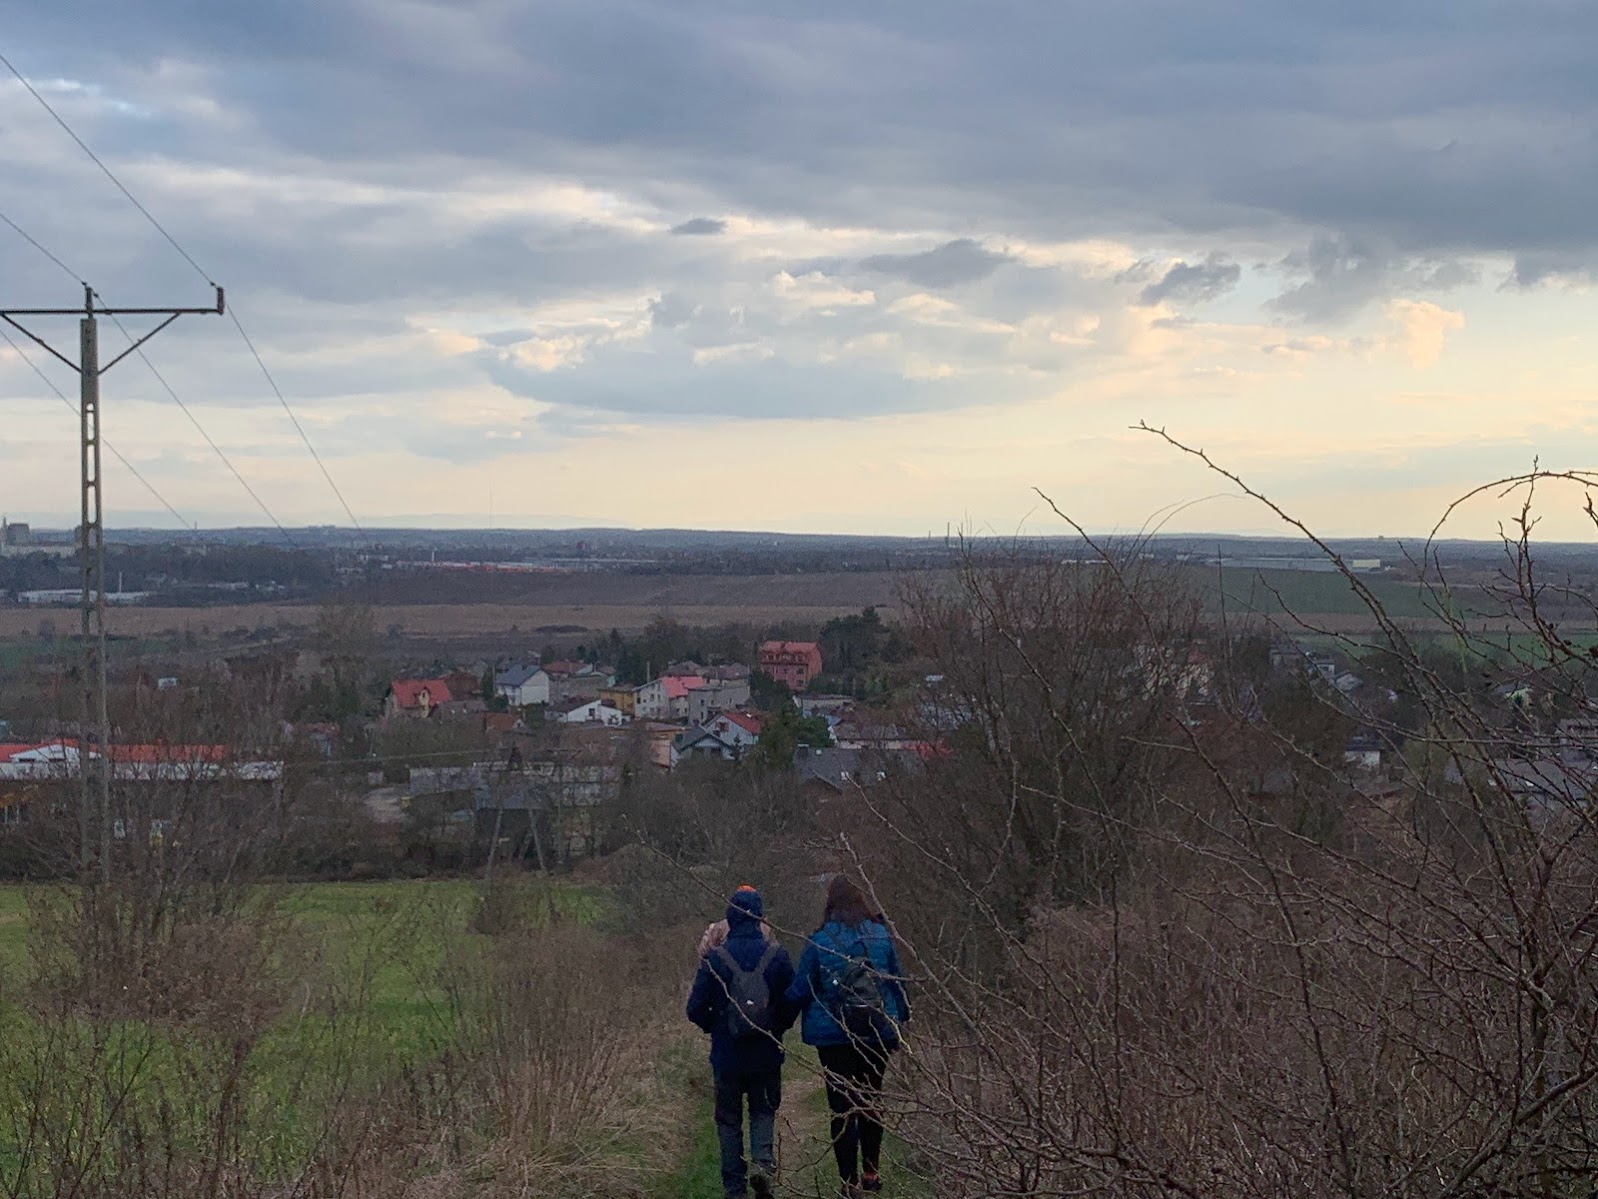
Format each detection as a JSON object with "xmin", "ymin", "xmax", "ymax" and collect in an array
[
  {"xmin": 0, "ymin": 206, "xmax": 284, "ymax": 538},
  {"xmin": 0, "ymin": 324, "xmax": 192, "ymax": 529},
  {"xmin": 0, "ymin": 48, "xmax": 365, "ymax": 534},
  {"xmin": 99, "ymin": 306, "xmax": 297, "ymax": 547},
  {"xmin": 0, "ymin": 206, "xmax": 82, "ymax": 283},
  {"xmin": 0, "ymin": 47, "xmax": 215, "ymax": 288},
  {"xmin": 229, "ymin": 308, "xmax": 364, "ymax": 533}
]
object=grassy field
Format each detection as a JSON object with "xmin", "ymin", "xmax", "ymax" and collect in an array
[
  {"xmin": 6, "ymin": 563, "xmax": 1587, "ymax": 644},
  {"xmin": 0, "ymin": 570, "xmax": 920, "ymax": 642},
  {"xmin": 0, "ymin": 878, "xmax": 616, "ymax": 1187}
]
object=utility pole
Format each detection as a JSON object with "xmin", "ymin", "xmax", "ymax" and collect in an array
[{"xmin": 1, "ymin": 284, "xmax": 223, "ymax": 883}]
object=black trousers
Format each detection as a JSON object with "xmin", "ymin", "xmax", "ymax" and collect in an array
[
  {"xmin": 817, "ymin": 1042, "xmax": 890, "ymax": 1184},
  {"xmin": 713, "ymin": 1067, "xmax": 781, "ymax": 1198}
]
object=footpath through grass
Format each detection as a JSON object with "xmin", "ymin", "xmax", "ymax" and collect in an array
[{"xmin": 654, "ymin": 1040, "xmax": 931, "ymax": 1199}]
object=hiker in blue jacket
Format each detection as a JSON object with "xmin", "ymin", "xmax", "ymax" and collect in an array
[
  {"xmin": 686, "ymin": 885, "xmax": 797, "ymax": 1199},
  {"xmin": 786, "ymin": 875, "xmax": 910, "ymax": 1198}
]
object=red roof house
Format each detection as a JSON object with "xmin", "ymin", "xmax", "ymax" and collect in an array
[{"xmin": 386, "ymin": 678, "xmax": 453, "ymax": 720}]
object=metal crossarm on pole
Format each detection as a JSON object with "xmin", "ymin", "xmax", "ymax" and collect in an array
[{"xmin": 0, "ymin": 283, "xmax": 224, "ymax": 883}]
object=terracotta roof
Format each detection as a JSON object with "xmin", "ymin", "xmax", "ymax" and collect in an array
[
  {"xmin": 390, "ymin": 679, "xmax": 453, "ymax": 709},
  {"xmin": 0, "ymin": 744, "xmax": 35, "ymax": 762},
  {"xmin": 662, "ymin": 676, "xmax": 706, "ymax": 700},
  {"xmin": 719, "ymin": 711, "xmax": 765, "ymax": 736}
]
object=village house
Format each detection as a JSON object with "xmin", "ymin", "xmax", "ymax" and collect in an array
[
  {"xmin": 686, "ymin": 678, "xmax": 753, "ymax": 725},
  {"xmin": 795, "ymin": 745, "xmax": 923, "ymax": 796},
  {"xmin": 675, "ymin": 726, "xmax": 741, "ymax": 763},
  {"xmin": 386, "ymin": 678, "xmax": 453, "ymax": 720},
  {"xmin": 557, "ymin": 699, "xmax": 630, "ymax": 727},
  {"xmin": 495, "ymin": 665, "xmax": 549, "ymax": 708},
  {"xmin": 706, "ymin": 711, "xmax": 764, "ymax": 750},
  {"xmin": 671, "ymin": 710, "xmax": 766, "ymax": 766},
  {"xmin": 545, "ymin": 661, "xmax": 609, "ymax": 704},
  {"xmin": 599, "ymin": 684, "xmax": 637, "ymax": 715},
  {"xmin": 635, "ymin": 675, "xmax": 704, "ymax": 721},
  {"xmin": 758, "ymin": 641, "xmax": 824, "ymax": 691}
]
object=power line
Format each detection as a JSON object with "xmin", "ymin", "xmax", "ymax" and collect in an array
[
  {"xmin": 98, "ymin": 306, "xmax": 296, "ymax": 547},
  {"xmin": 229, "ymin": 309, "xmax": 364, "ymax": 533},
  {"xmin": 0, "ymin": 48, "xmax": 215, "ymax": 287},
  {"xmin": 0, "ymin": 324, "xmax": 192, "ymax": 529},
  {"xmin": 0, "ymin": 206, "xmax": 82, "ymax": 283},
  {"xmin": 0, "ymin": 208, "xmax": 275, "ymax": 537},
  {"xmin": 0, "ymin": 49, "xmax": 365, "ymax": 534}
]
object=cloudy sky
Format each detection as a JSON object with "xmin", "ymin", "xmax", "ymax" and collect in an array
[{"xmin": 2, "ymin": 1, "xmax": 1596, "ymax": 538}]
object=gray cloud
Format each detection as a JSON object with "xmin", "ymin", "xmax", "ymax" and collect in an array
[
  {"xmin": 670, "ymin": 217, "xmax": 726, "ymax": 236},
  {"xmin": 860, "ymin": 239, "xmax": 1013, "ymax": 288},
  {"xmin": 1270, "ymin": 234, "xmax": 1481, "ymax": 321},
  {"xmin": 1136, "ymin": 255, "xmax": 1241, "ymax": 306},
  {"xmin": 1, "ymin": 0, "xmax": 1592, "ymax": 478},
  {"xmin": 10, "ymin": 0, "xmax": 1598, "ymax": 272}
]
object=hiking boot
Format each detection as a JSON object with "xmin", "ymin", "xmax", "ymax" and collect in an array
[
  {"xmin": 750, "ymin": 1169, "xmax": 773, "ymax": 1199},
  {"xmin": 860, "ymin": 1174, "xmax": 883, "ymax": 1193}
]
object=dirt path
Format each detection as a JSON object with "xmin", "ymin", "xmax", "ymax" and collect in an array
[{"xmin": 653, "ymin": 1042, "xmax": 927, "ymax": 1199}]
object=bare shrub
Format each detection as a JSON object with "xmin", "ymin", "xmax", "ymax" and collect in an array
[
  {"xmin": 423, "ymin": 924, "xmax": 682, "ymax": 1198},
  {"xmin": 850, "ymin": 461, "xmax": 1598, "ymax": 1198}
]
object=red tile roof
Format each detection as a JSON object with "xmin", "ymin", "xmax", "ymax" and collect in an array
[
  {"xmin": 0, "ymin": 744, "xmax": 35, "ymax": 762},
  {"xmin": 390, "ymin": 679, "xmax": 453, "ymax": 709},
  {"xmin": 662, "ymin": 676, "xmax": 706, "ymax": 700},
  {"xmin": 720, "ymin": 711, "xmax": 766, "ymax": 736}
]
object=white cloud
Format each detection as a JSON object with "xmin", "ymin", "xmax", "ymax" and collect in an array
[{"xmin": 1387, "ymin": 299, "xmax": 1465, "ymax": 368}]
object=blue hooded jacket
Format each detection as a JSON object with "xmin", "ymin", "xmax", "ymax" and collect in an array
[
  {"xmin": 685, "ymin": 888, "xmax": 797, "ymax": 1074},
  {"xmin": 786, "ymin": 918, "xmax": 910, "ymax": 1049}
]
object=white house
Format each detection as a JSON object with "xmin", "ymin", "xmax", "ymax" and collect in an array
[
  {"xmin": 558, "ymin": 699, "xmax": 630, "ymax": 727},
  {"xmin": 674, "ymin": 727, "xmax": 739, "ymax": 764},
  {"xmin": 636, "ymin": 675, "xmax": 704, "ymax": 721},
  {"xmin": 495, "ymin": 665, "xmax": 550, "ymax": 708},
  {"xmin": 705, "ymin": 711, "xmax": 764, "ymax": 752}
]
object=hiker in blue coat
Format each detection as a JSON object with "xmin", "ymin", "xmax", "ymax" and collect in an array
[
  {"xmin": 686, "ymin": 885, "xmax": 797, "ymax": 1199},
  {"xmin": 786, "ymin": 876, "xmax": 910, "ymax": 1198}
]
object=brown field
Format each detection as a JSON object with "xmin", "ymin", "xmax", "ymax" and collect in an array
[{"xmin": 0, "ymin": 570, "xmax": 924, "ymax": 641}]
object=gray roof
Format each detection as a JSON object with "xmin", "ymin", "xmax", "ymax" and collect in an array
[
  {"xmin": 796, "ymin": 746, "xmax": 923, "ymax": 791},
  {"xmin": 495, "ymin": 664, "xmax": 543, "ymax": 688}
]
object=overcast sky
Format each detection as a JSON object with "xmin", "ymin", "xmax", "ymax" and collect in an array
[{"xmin": 2, "ymin": 1, "xmax": 1596, "ymax": 538}]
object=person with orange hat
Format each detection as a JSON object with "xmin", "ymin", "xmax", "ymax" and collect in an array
[
  {"xmin": 686, "ymin": 885, "xmax": 796, "ymax": 1199},
  {"xmin": 697, "ymin": 884, "xmax": 775, "ymax": 957}
]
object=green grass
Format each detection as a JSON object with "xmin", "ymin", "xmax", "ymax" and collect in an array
[
  {"xmin": 651, "ymin": 1039, "xmax": 723, "ymax": 1199},
  {"xmin": 0, "ymin": 876, "xmax": 605, "ymax": 1186},
  {"xmin": 1200, "ymin": 568, "xmax": 1442, "ymax": 621}
]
